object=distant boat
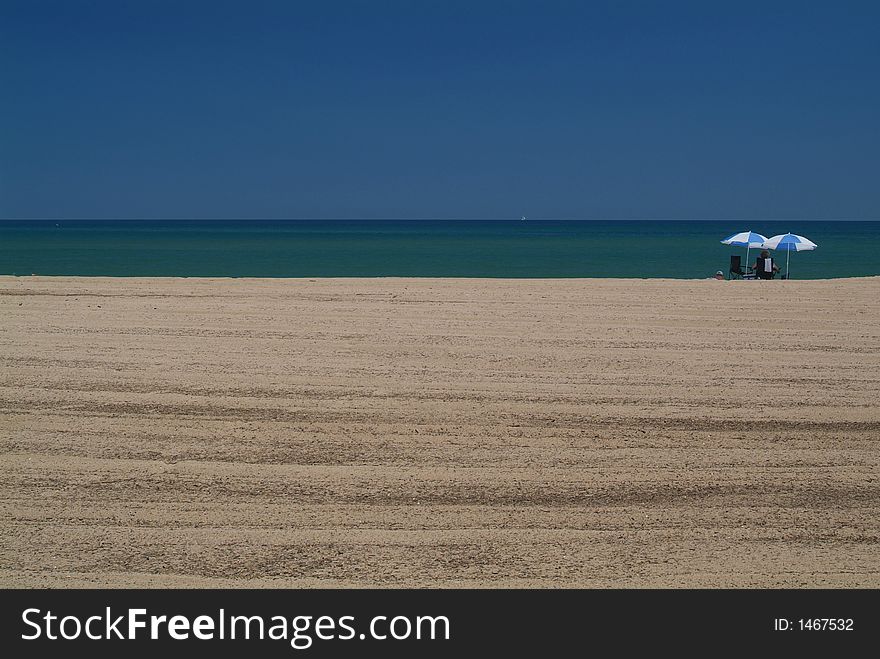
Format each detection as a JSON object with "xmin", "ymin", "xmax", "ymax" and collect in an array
[{"xmin": 521, "ymin": 216, "xmax": 526, "ymax": 221}]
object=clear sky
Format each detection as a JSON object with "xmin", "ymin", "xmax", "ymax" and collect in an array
[{"xmin": 2, "ymin": 0, "xmax": 878, "ymax": 219}]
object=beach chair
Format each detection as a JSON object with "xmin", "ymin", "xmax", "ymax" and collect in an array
[
  {"xmin": 755, "ymin": 256, "xmax": 776, "ymax": 280},
  {"xmin": 728, "ymin": 255, "xmax": 756, "ymax": 279},
  {"xmin": 729, "ymin": 255, "xmax": 745, "ymax": 279}
]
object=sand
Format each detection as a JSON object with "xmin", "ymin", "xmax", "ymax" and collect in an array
[{"xmin": 1, "ymin": 275, "xmax": 878, "ymax": 588}]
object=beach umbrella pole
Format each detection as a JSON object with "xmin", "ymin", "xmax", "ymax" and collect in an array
[
  {"xmin": 744, "ymin": 228, "xmax": 753, "ymax": 272},
  {"xmin": 786, "ymin": 248, "xmax": 791, "ymax": 279}
]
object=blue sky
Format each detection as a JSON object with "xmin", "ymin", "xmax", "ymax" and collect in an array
[{"xmin": 2, "ymin": 0, "xmax": 878, "ymax": 219}]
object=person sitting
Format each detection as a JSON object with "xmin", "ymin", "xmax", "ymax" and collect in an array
[
  {"xmin": 753, "ymin": 250, "xmax": 780, "ymax": 279},
  {"xmin": 728, "ymin": 255, "xmax": 745, "ymax": 278}
]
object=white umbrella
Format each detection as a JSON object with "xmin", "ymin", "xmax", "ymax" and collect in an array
[
  {"xmin": 761, "ymin": 233, "xmax": 818, "ymax": 279},
  {"xmin": 720, "ymin": 230, "xmax": 768, "ymax": 275}
]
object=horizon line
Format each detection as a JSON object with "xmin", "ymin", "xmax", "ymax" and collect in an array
[{"xmin": 2, "ymin": 217, "xmax": 879, "ymax": 222}]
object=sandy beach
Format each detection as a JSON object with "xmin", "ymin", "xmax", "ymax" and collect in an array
[{"xmin": 1, "ymin": 275, "xmax": 878, "ymax": 588}]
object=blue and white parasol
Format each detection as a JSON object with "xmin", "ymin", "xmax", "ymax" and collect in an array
[
  {"xmin": 721, "ymin": 230, "xmax": 768, "ymax": 272},
  {"xmin": 761, "ymin": 233, "xmax": 818, "ymax": 279}
]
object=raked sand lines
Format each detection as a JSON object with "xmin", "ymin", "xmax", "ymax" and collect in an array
[{"xmin": 1, "ymin": 276, "xmax": 878, "ymax": 587}]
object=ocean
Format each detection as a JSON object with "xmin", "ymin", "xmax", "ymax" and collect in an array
[{"xmin": 1, "ymin": 219, "xmax": 878, "ymax": 279}]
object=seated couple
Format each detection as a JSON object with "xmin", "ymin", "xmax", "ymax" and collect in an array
[{"xmin": 729, "ymin": 250, "xmax": 781, "ymax": 279}]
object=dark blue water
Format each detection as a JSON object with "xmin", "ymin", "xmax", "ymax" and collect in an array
[{"xmin": 1, "ymin": 220, "xmax": 877, "ymax": 279}]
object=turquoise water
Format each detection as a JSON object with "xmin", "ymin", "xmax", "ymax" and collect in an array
[{"xmin": 0, "ymin": 220, "xmax": 878, "ymax": 279}]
